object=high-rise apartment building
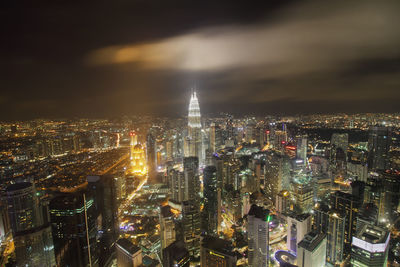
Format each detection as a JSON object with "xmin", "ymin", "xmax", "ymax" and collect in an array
[{"xmin": 326, "ymin": 210, "xmax": 346, "ymax": 266}]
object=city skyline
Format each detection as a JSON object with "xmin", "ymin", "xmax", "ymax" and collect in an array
[
  {"xmin": 1, "ymin": 1, "xmax": 400, "ymax": 266},
  {"xmin": 1, "ymin": 0, "xmax": 400, "ymax": 120}
]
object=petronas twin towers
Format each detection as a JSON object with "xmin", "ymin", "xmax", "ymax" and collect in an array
[{"xmin": 186, "ymin": 91, "xmax": 204, "ymax": 164}]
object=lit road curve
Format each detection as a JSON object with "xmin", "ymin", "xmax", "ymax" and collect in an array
[{"xmin": 118, "ymin": 176, "xmax": 148, "ymax": 216}]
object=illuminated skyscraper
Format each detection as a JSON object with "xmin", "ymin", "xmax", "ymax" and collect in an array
[
  {"xmin": 6, "ymin": 182, "xmax": 56, "ymax": 267},
  {"xmin": 187, "ymin": 91, "xmax": 203, "ymax": 164},
  {"xmin": 326, "ymin": 210, "xmax": 346, "ymax": 266},
  {"xmin": 128, "ymin": 131, "xmax": 147, "ymax": 175},
  {"xmin": 182, "ymin": 200, "xmax": 201, "ymax": 258}
]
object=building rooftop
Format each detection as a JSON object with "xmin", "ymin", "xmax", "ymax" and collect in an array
[
  {"xmin": 248, "ymin": 204, "xmax": 270, "ymax": 221},
  {"xmin": 163, "ymin": 240, "xmax": 190, "ymax": 262},
  {"xmin": 288, "ymin": 213, "xmax": 310, "ymax": 222},
  {"xmin": 298, "ymin": 231, "xmax": 326, "ymax": 252},
  {"xmin": 201, "ymin": 235, "xmax": 235, "ymax": 257},
  {"xmin": 355, "ymin": 224, "xmax": 389, "ymax": 244},
  {"xmin": 116, "ymin": 238, "xmax": 141, "ymax": 255}
]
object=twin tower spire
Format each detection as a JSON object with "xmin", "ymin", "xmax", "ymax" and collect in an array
[
  {"xmin": 188, "ymin": 90, "xmax": 201, "ymax": 129},
  {"xmin": 186, "ymin": 89, "xmax": 203, "ymax": 164}
]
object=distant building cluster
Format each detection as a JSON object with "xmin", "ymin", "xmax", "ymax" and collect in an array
[{"xmin": 0, "ymin": 92, "xmax": 399, "ymax": 266}]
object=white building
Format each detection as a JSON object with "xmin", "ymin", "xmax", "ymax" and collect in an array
[
  {"xmin": 248, "ymin": 204, "xmax": 271, "ymax": 267},
  {"xmin": 287, "ymin": 213, "xmax": 311, "ymax": 254},
  {"xmin": 297, "ymin": 231, "xmax": 327, "ymax": 267}
]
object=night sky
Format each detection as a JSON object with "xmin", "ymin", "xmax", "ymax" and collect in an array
[{"xmin": 1, "ymin": 0, "xmax": 400, "ymax": 120}]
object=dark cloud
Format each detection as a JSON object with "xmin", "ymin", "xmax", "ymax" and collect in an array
[{"xmin": 0, "ymin": 0, "xmax": 399, "ymax": 120}]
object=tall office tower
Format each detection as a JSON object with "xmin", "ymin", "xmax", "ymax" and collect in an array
[
  {"xmin": 162, "ymin": 240, "xmax": 190, "ymax": 267},
  {"xmin": 210, "ymin": 123, "xmax": 217, "ymax": 153},
  {"xmin": 274, "ymin": 130, "xmax": 287, "ymax": 150},
  {"xmin": 370, "ymin": 170, "xmax": 400, "ymax": 224},
  {"xmin": 297, "ymin": 231, "xmax": 327, "ymax": 267},
  {"xmin": 286, "ymin": 214, "xmax": 311, "ymax": 255},
  {"xmin": 313, "ymin": 202, "xmax": 330, "ymax": 234},
  {"xmin": 326, "ymin": 210, "xmax": 346, "ymax": 267},
  {"xmin": 203, "ymin": 166, "xmax": 219, "ymax": 235},
  {"xmin": 49, "ymin": 192, "xmax": 98, "ymax": 267},
  {"xmin": 115, "ymin": 175, "xmax": 126, "ymax": 201},
  {"xmin": 182, "ymin": 200, "xmax": 201, "ymax": 258},
  {"xmin": 291, "ymin": 180, "xmax": 313, "ymax": 213},
  {"xmin": 183, "ymin": 157, "xmax": 199, "ymax": 201},
  {"xmin": 264, "ymin": 152, "xmax": 291, "ymax": 203},
  {"xmin": 166, "ymin": 140, "xmax": 173, "ymax": 162},
  {"xmin": 331, "ymin": 132, "xmax": 348, "ymax": 157},
  {"xmin": 116, "ymin": 238, "xmax": 143, "ymax": 267},
  {"xmin": 351, "ymin": 225, "xmax": 390, "ymax": 267},
  {"xmin": 160, "ymin": 206, "xmax": 176, "ymax": 252},
  {"xmin": 6, "ymin": 182, "xmax": 56, "ymax": 267},
  {"xmin": 200, "ymin": 235, "xmax": 237, "ymax": 267},
  {"xmin": 331, "ymin": 191, "xmax": 362, "ymax": 255},
  {"xmin": 245, "ymin": 124, "xmax": 255, "ymax": 143},
  {"xmin": 296, "ymin": 135, "xmax": 308, "ymax": 164},
  {"xmin": 247, "ymin": 204, "xmax": 271, "ymax": 267},
  {"xmin": 367, "ymin": 126, "xmax": 391, "ymax": 170},
  {"xmin": 188, "ymin": 91, "xmax": 203, "ymax": 164},
  {"xmin": 169, "ymin": 169, "xmax": 185, "ymax": 202},
  {"xmin": 146, "ymin": 129, "xmax": 157, "ymax": 173},
  {"xmin": 259, "ymin": 128, "xmax": 266, "ymax": 147},
  {"xmin": 87, "ymin": 175, "xmax": 118, "ymax": 266},
  {"xmin": 275, "ymin": 190, "xmax": 290, "ymax": 216}
]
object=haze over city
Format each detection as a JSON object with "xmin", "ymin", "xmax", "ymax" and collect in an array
[{"xmin": 1, "ymin": 0, "xmax": 400, "ymax": 120}]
